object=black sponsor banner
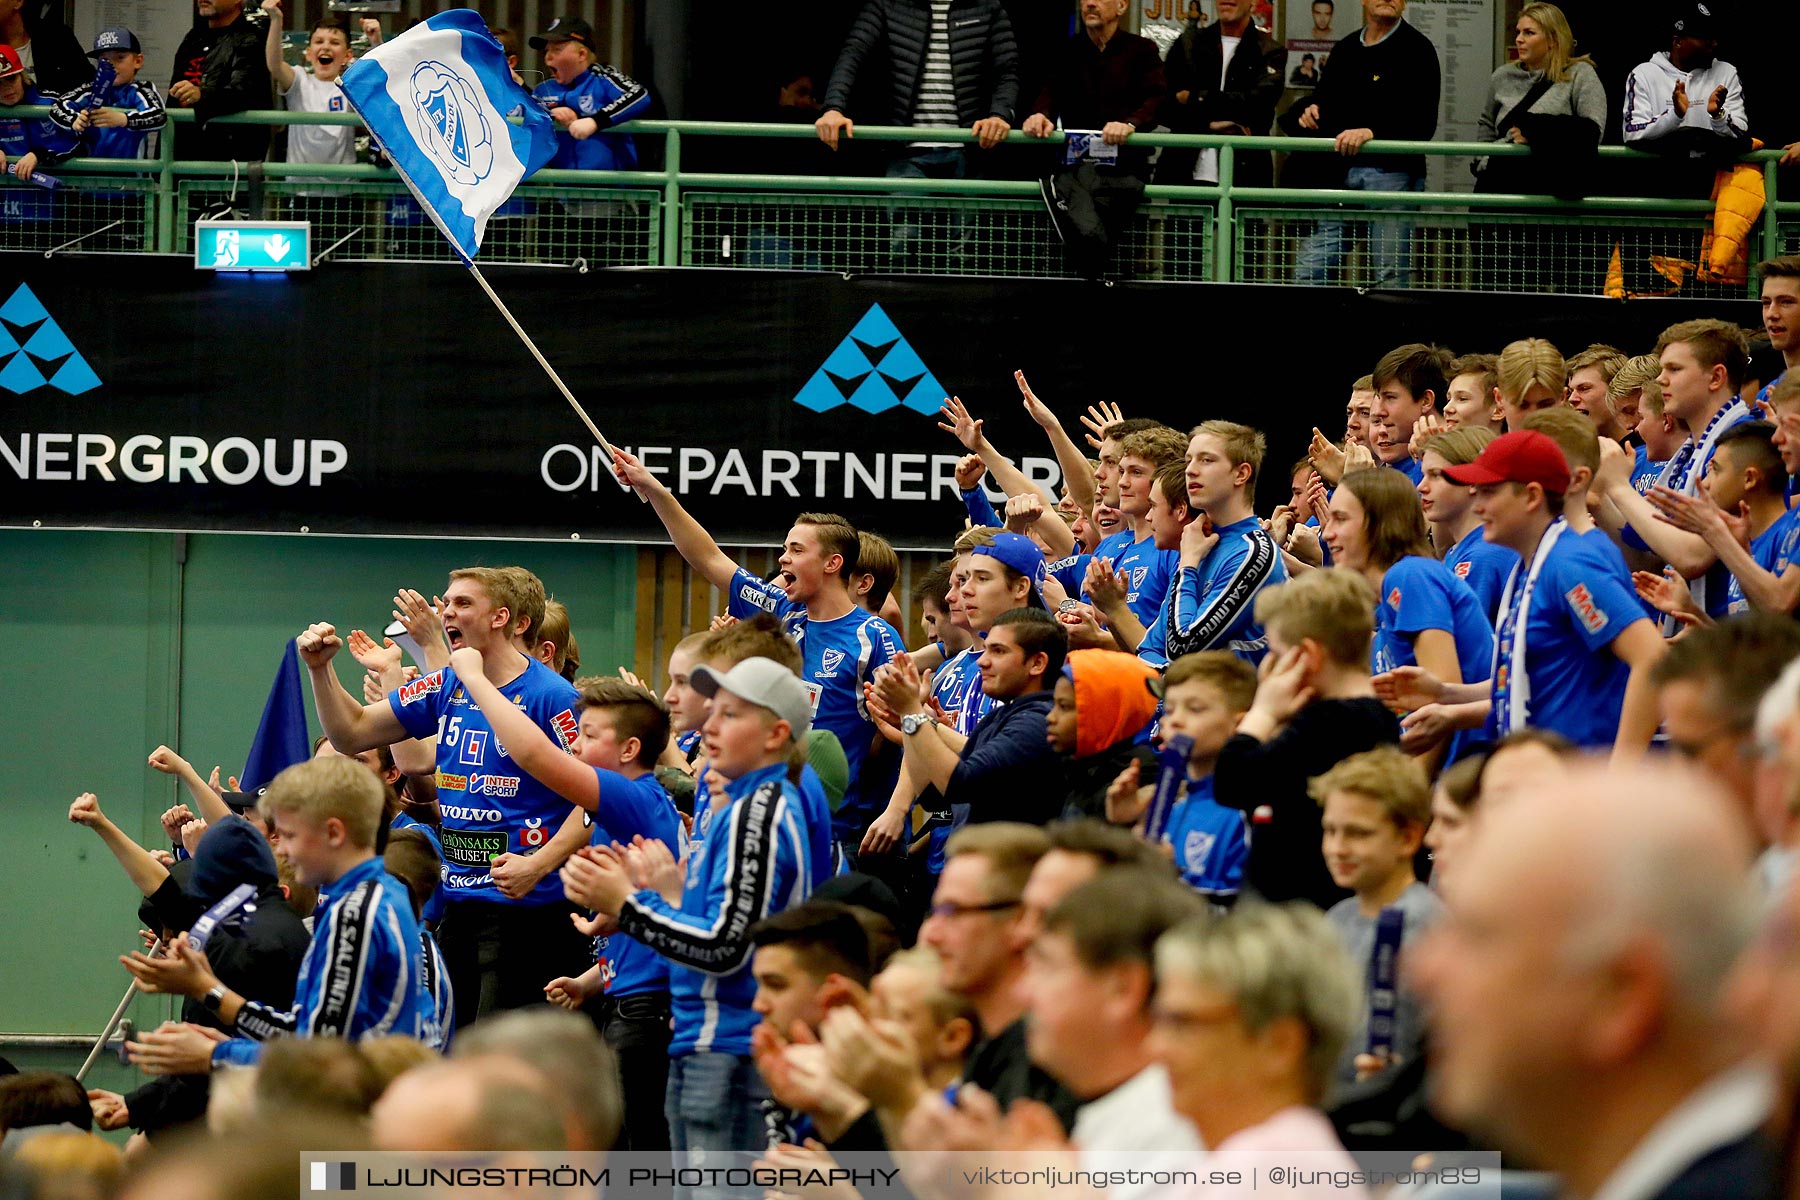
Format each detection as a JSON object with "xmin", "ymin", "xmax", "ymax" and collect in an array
[{"xmin": 0, "ymin": 253, "xmax": 1754, "ymax": 549}]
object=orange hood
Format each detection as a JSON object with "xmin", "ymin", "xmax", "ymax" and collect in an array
[{"xmin": 1063, "ymin": 650, "xmax": 1161, "ymax": 758}]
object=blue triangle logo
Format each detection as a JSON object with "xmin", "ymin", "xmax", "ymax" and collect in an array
[
  {"xmin": 0, "ymin": 284, "xmax": 101, "ymax": 395},
  {"xmin": 792, "ymin": 303, "xmax": 944, "ymax": 416}
]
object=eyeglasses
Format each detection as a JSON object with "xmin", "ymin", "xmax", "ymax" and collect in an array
[{"xmin": 926, "ymin": 899, "xmax": 1022, "ymax": 921}]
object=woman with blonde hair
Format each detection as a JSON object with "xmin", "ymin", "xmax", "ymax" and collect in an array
[{"xmin": 1476, "ymin": 3, "xmax": 1605, "ymax": 196}]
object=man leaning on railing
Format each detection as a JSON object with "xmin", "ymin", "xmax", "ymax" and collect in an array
[
  {"xmin": 168, "ymin": 0, "xmax": 271, "ymax": 162},
  {"xmin": 1023, "ymin": 0, "xmax": 1164, "ymax": 281},
  {"xmin": 1283, "ymin": 0, "xmax": 1440, "ymax": 288}
]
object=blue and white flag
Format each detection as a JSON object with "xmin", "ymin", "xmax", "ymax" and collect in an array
[{"xmin": 339, "ymin": 10, "xmax": 556, "ymax": 264}]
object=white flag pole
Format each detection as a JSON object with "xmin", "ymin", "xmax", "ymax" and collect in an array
[
  {"xmin": 465, "ymin": 263, "xmax": 645, "ymax": 501},
  {"xmin": 77, "ymin": 938, "xmax": 162, "ymax": 1083}
]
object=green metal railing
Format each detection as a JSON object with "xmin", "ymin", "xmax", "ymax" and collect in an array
[{"xmin": 1, "ymin": 107, "xmax": 1786, "ymax": 294}]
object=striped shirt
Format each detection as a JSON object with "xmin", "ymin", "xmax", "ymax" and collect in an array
[{"xmin": 911, "ymin": 0, "xmax": 960, "ymax": 147}]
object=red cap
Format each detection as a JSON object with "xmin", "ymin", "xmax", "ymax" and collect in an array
[
  {"xmin": 0, "ymin": 45, "xmax": 24, "ymax": 78},
  {"xmin": 1440, "ymin": 429, "xmax": 1571, "ymax": 492}
]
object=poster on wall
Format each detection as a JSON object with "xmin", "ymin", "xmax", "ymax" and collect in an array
[
  {"xmin": 1404, "ymin": 0, "xmax": 1495, "ymax": 192},
  {"xmin": 1282, "ymin": 0, "xmax": 1356, "ymax": 87}
]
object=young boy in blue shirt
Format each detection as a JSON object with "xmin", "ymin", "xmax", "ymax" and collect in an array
[
  {"xmin": 563, "ymin": 656, "xmax": 813, "ymax": 1174},
  {"xmin": 49, "ymin": 28, "xmax": 166, "ymax": 160},
  {"xmin": 527, "ymin": 16, "xmax": 649, "ymax": 170},
  {"xmin": 1108, "ymin": 651, "xmax": 1254, "ymax": 905},
  {"xmin": 0, "ymin": 45, "xmax": 78, "ymax": 182},
  {"xmin": 1395, "ymin": 430, "xmax": 1667, "ymax": 755},
  {"xmin": 450, "ymin": 657, "xmax": 682, "ymax": 1152}
]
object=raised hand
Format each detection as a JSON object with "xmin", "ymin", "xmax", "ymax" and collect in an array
[
  {"xmin": 69, "ymin": 792, "xmax": 106, "ymax": 828},
  {"xmin": 389, "ymin": 588, "xmax": 444, "ymax": 653},
  {"xmin": 295, "ymin": 622, "xmax": 341, "ymax": 668},
  {"xmin": 180, "ymin": 818, "xmax": 209, "ymax": 858},
  {"xmin": 1015, "ymin": 370, "xmax": 1056, "ymax": 428},
  {"xmin": 146, "ymin": 746, "xmax": 191, "ymax": 778},
  {"xmin": 954, "ymin": 453, "xmax": 987, "ymax": 492},
  {"xmin": 1079, "ymin": 401, "xmax": 1125, "ymax": 450},
  {"xmin": 1003, "ymin": 491, "xmax": 1045, "ymax": 533},
  {"xmin": 935, "ymin": 396, "xmax": 985, "ymax": 452},
  {"xmin": 347, "ymin": 628, "xmax": 403, "ymax": 674},
  {"xmin": 159, "ymin": 803, "xmax": 195, "ymax": 844}
]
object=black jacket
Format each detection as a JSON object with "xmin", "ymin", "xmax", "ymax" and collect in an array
[
  {"xmin": 1032, "ymin": 29, "xmax": 1165, "ymax": 176},
  {"xmin": 1156, "ymin": 22, "xmax": 1286, "ymax": 188},
  {"xmin": 1279, "ymin": 19, "xmax": 1440, "ymax": 184},
  {"xmin": 20, "ymin": 12, "xmax": 88, "ymax": 94},
  {"xmin": 169, "ymin": 14, "xmax": 272, "ymax": 161},
  {"xmin": 824, "ymin": 0, "xmax": 1020, "ymax": 128},
  {"xmin": 127, "ymin": 876, "xmax": 309, "ymax": 1133},
  {"xmin": 943, "ymin": 691, "xmax": 1062, "ymax": 825},
  {"xmin": 1212, "ymin": 697, "xmax": 1400, "ymax": 910}
]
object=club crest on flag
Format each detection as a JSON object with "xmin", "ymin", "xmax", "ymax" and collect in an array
[{"xmin": 411, "ymin": 61, "xmax": 494, "ymax": 186}]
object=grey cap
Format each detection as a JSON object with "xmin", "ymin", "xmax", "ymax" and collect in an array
[{"xmin": 688, "ymin": 657, "xmax": 813, "ymax": 741}]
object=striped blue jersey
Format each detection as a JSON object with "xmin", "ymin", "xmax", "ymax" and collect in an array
[
  {"xmin": 212, "ymin": 856, "xmax": 428, "ymax": 1067},
  {"xmin": 1163, "ymin": 516, "xmax": 1287, "ymax": 665},
  {"xmin": 617, "ymin": 763, "xmax": 812, "ymax": 1056}
]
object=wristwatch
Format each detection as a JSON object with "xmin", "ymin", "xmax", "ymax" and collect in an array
[
  {"xmin": 900, "ymin": 713, "xmax": 937, "ymax": 737},
  {"xmin": 201, "ymin": 983, "xmax": 227, "ymax": 1014}
]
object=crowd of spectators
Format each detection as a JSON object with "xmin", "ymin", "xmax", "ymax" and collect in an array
[{"xmin": 7, "ymin": 252, "xmax": 1800, "ymax": 1200}]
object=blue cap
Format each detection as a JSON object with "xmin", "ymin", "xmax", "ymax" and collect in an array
[
  {"xmin": 89, "ymin": 26, "xmax": 141, "ymax": 56},
  {"xmin": 971, "ymin": 533, "xmax": 1046, "ymax": 601}
]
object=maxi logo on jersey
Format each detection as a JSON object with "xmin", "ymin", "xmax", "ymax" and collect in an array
[
  {"xmin": 792, "ymin": 304, "xmax": 945, "ymax": 416},
  {"xmin": 0, "ymin": 284, "xmax": 101, "ymax": 396}
]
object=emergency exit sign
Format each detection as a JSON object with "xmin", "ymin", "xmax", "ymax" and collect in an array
[{"xmin": 194, "ymin": 220, "xmax": 311, "ymax": 272}]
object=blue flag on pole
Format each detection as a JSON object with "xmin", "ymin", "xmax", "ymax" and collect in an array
[
  {"xmin": 339, "ymin": 10, "xmax": 557, "ymax": 264},
  {"xmin": 239, "ymin": 639, "xmax": 313, "ymax": 795}
]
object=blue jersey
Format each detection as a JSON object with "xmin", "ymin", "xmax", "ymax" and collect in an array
[
  {"xmin": 1109, "ymin": 532, "xmax": 1178, "ymax": 627},
  {"xmin": 1081, "ymin": 531, "xmax": 1134, "ymax": 602},
  {"xmin": 1388, "ymin": 457, "xmax": 1424, "ymax": 486},
  {"xmin": 420, "ymin": 928, "xmax": 454, "ymax": 1052},
  {"xmin": 1164, "ymin": 774, "xmax": 1247, "ymax": 899},
  {"xmin": 1490, "ymin": 528, "xmax": 1644, "ymax": 748},
  {"xmin": 213, "ymin": 856, "xmax": 428, "ymax": 1067},
  {"xmin": 49, "ymin": 78, "xmax": 165, "ymax": 158},
  {"xmin": 617, "ymin": 763, "xmax": 811, "ymax": 1057},
  {"xmin": 388, "ymin": 658, "xmax": 582, "ymax": 905},
  {"xmin": 676, "ymin": 728, "xmax": 703, "ymax": 759},
  {"xmin": 1630, "ymin": 445, "xmax": 1669, "ymax": 497},
  {"xmin": 961, "ymin": 487, "xmax": 1001, "ymax": 529},
  {"xmin": 726, "ymin": 567, "xmax": 903, "ymax": 842},
  {"xmin": 1373, "ymin": 556, "xmax": 1495, "ymax": 681},
  {"xmin": 0, "ymin": 85, "xmax": 77, "ymax": 163},
  {"xmin": 1162, "ymin": 516, "xmax": 1287, "ymax": 666},
  {"xmin": 1444, "ymin": 525, "xmax": 1518, "ymax": 628},
  {"xmin": 924, "ymin": 647, "xmax": 992, "ymax": 874},
  {"xmin": 1045, "ymin": 553, "xmax": 1090, "ymax": 597},
  {"xmin": 583, "ymin": 768, "xmax": 683, "ymax": 998},
  {"xmin": 531, "ymin": 64, "xmax": 649, "ymax": 170},
  {"xmin": 1727, "ymin": 507, "xmax": 1800, "ymax": 614}
]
